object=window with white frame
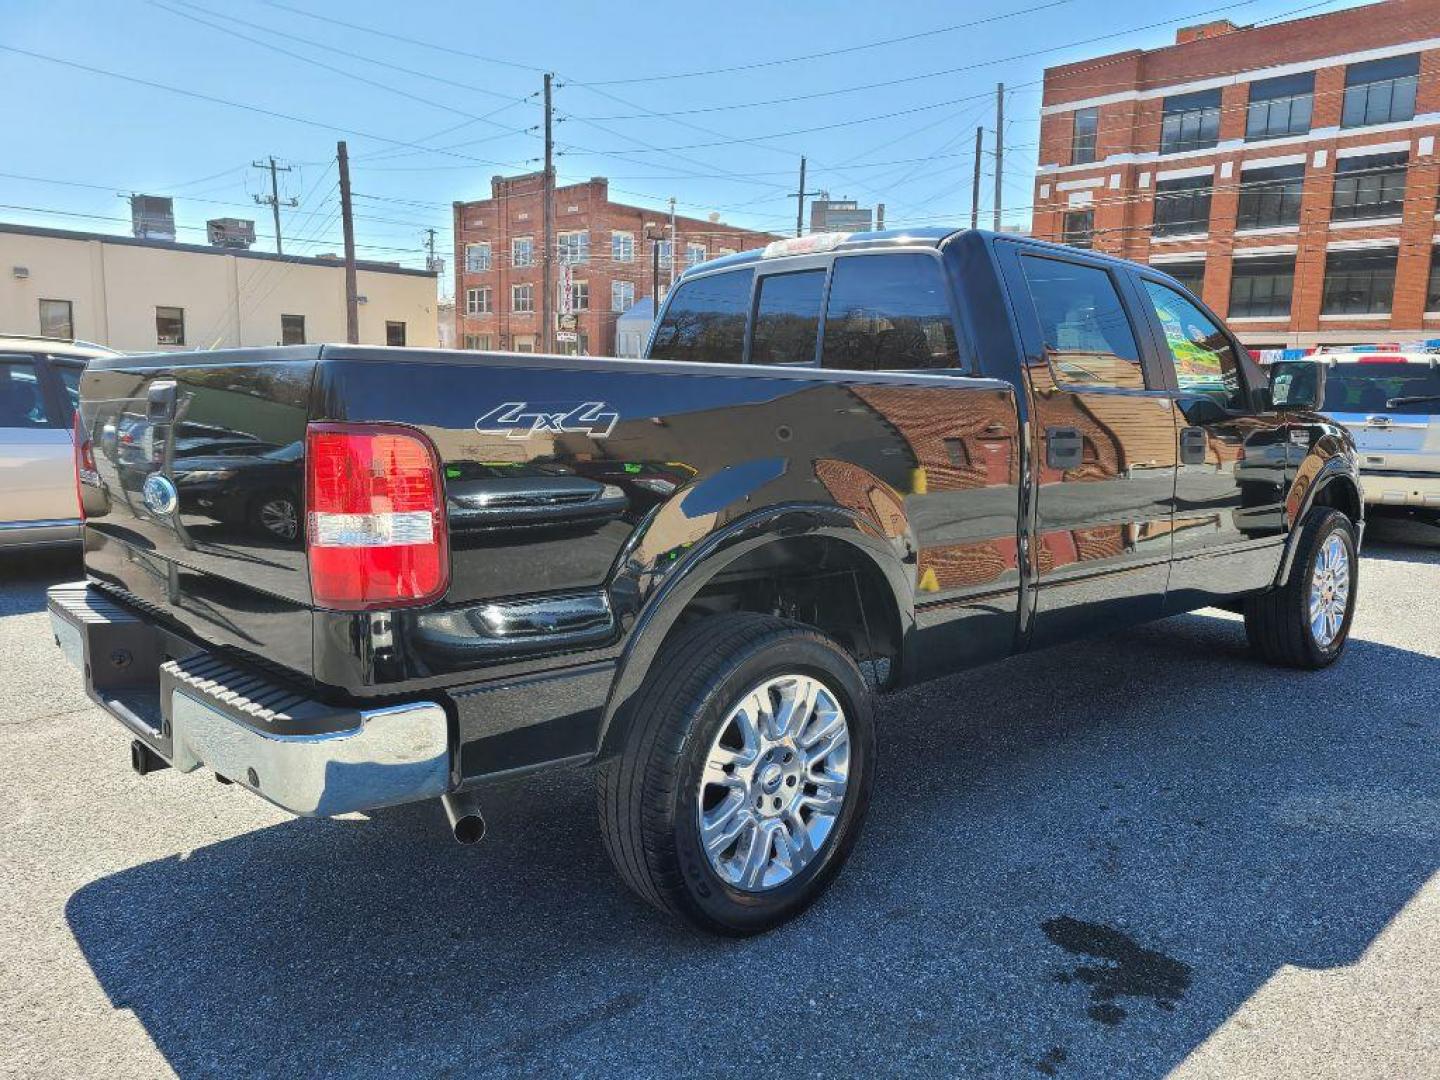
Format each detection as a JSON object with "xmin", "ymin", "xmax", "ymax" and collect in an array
[
  {"xmin": 466, "ymin": 286, "xmax": 492, "ymax": 315},
  {"xmin": 512, "ymin": 236, "xmax": 534, "ymax": 267},
  {"xmin": 463, "ymin": 334, "xmax": 494, "ymax": 350},
  {"xmin": 612, "ymin": 279, "xmax": 635, "ymax": 312},
  {"xmin": 465, "ymin": 242, "xmax": 491, "ymax": 272},
  {"xmin": 717, "ymin": 247, "xmax": 737, "ymax": 257},
  {"xmin": 611, "ymin": 231, "xmax": 635, "ymax": 262},
  {"xmin": 512, "ymin": 283, "xmax": 534, "ymax": 313},
  {"xmin": 557, "ymin": 230, "xmax": 590, "ymax": 264},
  {"xmin": 657, "ymin": 239, "xmax": 673, "ymax": 268},
  {"xmin": 687, "ymin": 242, "xmax": 707, "ymax": 266},
  {"xmin": 569, "ymin": 280, "xmax": 589, "ymax": 311}
]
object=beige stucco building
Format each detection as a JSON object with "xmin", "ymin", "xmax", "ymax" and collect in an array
[{"xmin": 1, "ymin": 222, "xmax": 439, "ymax": 352}]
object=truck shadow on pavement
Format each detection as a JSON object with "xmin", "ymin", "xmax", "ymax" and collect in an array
[{"xmin": 64, "ymin": 550, "xmax": 1439, "ymax": 1079}]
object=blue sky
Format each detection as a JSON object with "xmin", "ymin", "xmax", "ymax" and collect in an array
[{"xmin": 0, "ymin": 0, "xmax": 1358, "ymax": 289}]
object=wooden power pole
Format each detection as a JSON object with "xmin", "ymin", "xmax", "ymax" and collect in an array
[
  {"xmin": 993, "ymin": 83, "xmax": 1004, "ymax": 232},
  {"xmin": 542, "ymin": 72, "xmax": 554, "ymax": 354},
  {"xmin": 337, "ymin": 140, "xmax": 359, "ymax": 345},
  {"xmin": 970, "ymin": 126, "xmax": 983, "ymax": 230}
]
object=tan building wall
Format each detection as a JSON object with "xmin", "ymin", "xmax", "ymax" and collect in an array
[{"xmin": 0, "ymin": 223, "xmax": 438, "ymax": 352}]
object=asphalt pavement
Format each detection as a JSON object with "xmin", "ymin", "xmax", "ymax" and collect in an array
[{"xmin": 1, "ymin": 518, "xmax": 1437, "ymax": 1079}]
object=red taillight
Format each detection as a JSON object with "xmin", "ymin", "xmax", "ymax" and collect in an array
[
  {"xmin": 73, "ymin": 412, "xmax": 96, "ymax": 521},
  {"xmin": 305, "ymin": 423, "xmax": 449, "ymax": 610}
]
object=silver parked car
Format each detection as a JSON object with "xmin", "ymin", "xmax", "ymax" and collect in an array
[
  {"xmin": 1317, "ymin": 351, "xmax": 1440, "ymax": 523},
  {"xmin": 1, "ymin": 334, "xmax": 119, "ymax": 549}
]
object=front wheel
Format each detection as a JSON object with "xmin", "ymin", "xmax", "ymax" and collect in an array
[
  {"xmin": 597, "ymin": 613, "xmax": 875, "ymax": 936},
  {"xmin": 1244, "ymin": 508, "xmax": 1358, "ymax": 669}
]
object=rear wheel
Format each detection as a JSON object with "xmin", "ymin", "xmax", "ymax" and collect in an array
[
  {"xmin": 597, "ymin": 613, "xmax": 875, "ymax": 935},
  {"xmin": 251, "ymin": 491, "xmax": 299, "ymax": 541},
  {"xmin": 1244, "ymin": 508, "xmax": 1357, "ymax": 668}
]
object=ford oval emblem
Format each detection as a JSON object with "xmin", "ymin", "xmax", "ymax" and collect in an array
[{"xmin": 142, "ymin": 473, "xmax": 179, "ymax": 516}]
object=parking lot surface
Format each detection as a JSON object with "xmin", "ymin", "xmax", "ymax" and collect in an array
[{"xmin": 1, "ymin": 519, "xmax": 1437, "ymax": 1079}]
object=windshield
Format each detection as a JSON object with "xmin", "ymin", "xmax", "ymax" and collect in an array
[{"xmin": 1321, "ymin": 362, "xmax": 1440, "ymax": 415}]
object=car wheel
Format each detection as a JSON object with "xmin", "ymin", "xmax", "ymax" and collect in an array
[
  {"xmin": 597, "ymin": 613, "xmax": 875, "ymax": 936},
  {"xmin": 1244, "ymin": 508, "xmax": 1357, "ymax": 669},
  {"xmin": 252, "ymin": 492, "xmax": 299, "ymax": 541}
]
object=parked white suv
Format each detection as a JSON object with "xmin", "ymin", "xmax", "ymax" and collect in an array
[
  {"xmin": 0, "ymin": 334, "xmax": 118, "ymax": 550},
  {"xmin": 1317, "ymin": 351, "xmax": 1440, "ymax": 523}
]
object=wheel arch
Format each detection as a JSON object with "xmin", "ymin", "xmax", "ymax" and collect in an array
[
  {"xmin": 595, "ymin": 505, "xmax": 912, "ymax": 761},
  {"xmin": 1275, "ymin": 449, "xmax": 1363, "ymax": 588}
]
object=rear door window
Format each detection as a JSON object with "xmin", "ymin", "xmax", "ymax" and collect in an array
[
  {"xmin": 0, "ymin": 357, "xmax": 52, "ymax": 428},
  {"xmin": 1017, "ymin": 256, "xmax": 1147, "ymax": 389},
  {"xmin": 750, "ymin": 269, "xmax": 826, "ymax": 366},
  {"xmin": 1322, "ymin": 362, "xmax": 1440, "ymax": 415},
  {"xmin": 821, "ymin": 254, "xmax": 960, "ymax": 371},
  {"xmin": 648, "ymin": 268, "xmax": 753, "ymax": 363}
]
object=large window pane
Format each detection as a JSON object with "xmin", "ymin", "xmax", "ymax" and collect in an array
[
  {"xmin": 0, "ymin": 359, "xmax": 51, "ymax": 427},
  {"xmin": 1062, "ymin": 209, "xmax": 1094, "ymax": 249},
  {"xmin": 1159, "ymin": 262, "xmax": 1205, "ymax": 297},
  {"xmin": 1342, "ymin": 54, "xmax": 1419, "ymax": 128},
  {"xmin": 821, "ymin": 254, "xmax": 960, "ymax": 372},
  {"xmin": 1160, "ymin": 89, "xmax": 1221, "ymax": 155},
  {"xmin": 1142, "ymin": 280, "xmax": 1244, "ymax": 409},
  {"xmin": 1229, "ymin": 257, "xmax": 1295, "ymax": 318},
  {"xmin": 1428, "ymin": 251, "xmax": 1440, "ymax": 313},
  {"xmin": 1245, "ymin": 72, "xmax": 1313, "ymax": 141},
  {"xmin": 156, "ymin": 306, "xmax": 185, "ymax": 346},
  {"xmin": 1071, "ymin": 106, "xmax": 1099, "ymax": 165},
  {"xmin": 1236, "ymin": 164, "xmax": 1304, "ymax": 229},
  {"xmin": 1153, "ymin": 175, "xmax": 1213, "ymax": 236},
  {"xmin": 1322, "ymin": 250, "xmax": 1398, "ymax": 315},
  {"xmin": 38, "ymin": 298, "xmax": 73, "ymax": 339},
  {"xmin": 750, "ymin": 270, "xmax": 826, "ymax": 366},
  {"xmin": 1019, "ymin": 256, "xmax": 1145, "ymax": 389},
  {"xmin": 1331, "ymin": 152, "xmax": 1408, "ymax": 221},
  {"xmin": 649, "ymin": 268, "xmax": 753, "ymax": 364}
]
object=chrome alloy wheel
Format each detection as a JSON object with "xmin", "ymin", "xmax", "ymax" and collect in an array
[
  {"xmin": 259, "ymin": 497, "xmax": 299, "ymax": 541},
  {"xmin": 1309, "ymin": 533, "xmax": 1350, "ymax": 648},
  {"xmin": 697, "ymin": 674, "xmax": 851, "ymax": 892}
]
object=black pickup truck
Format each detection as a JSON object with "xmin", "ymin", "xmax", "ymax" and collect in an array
[{"xmin": 50, "ymin": 229, "xmax": 1362, "ymax": 935}]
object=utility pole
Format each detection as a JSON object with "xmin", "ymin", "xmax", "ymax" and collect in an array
[
  {"xmin": 786, "ymin": 156, "xmax": 820, "ymax": 238},
  {"xmin": 542, "ymin": 72, "xmax": 555, "ymax": 354},
  {"xmin": 993, "ymin": 83, "xmax": 1005, "ymax": 232},
  {"xmin": 651, "ymin": 238, "xmax": 660, "ymax": 316},
  {"xmin": 252, "ymin": 156, "xmax": 297, "ymax": 255},
  {"xmin": 337, "ymin": 141, "xmax": 359, "ymax": 345},
  {"xmin": 970, "ymin": 126, "xmax": 983, "ymax": 230},
  {"xmin": 668, "ymin": 197, "xmax": 677, "ymax": 290}
]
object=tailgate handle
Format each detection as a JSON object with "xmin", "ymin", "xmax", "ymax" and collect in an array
[
  {"xmin": 1045, "ymin": 426, "xmax": 1084, "ymax": 470},
  {"xmin": 147, "ymin": 380, "xmax": 177, "ymax": 422}
]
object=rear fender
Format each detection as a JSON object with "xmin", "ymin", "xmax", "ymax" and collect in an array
[{"xmin": 1275, "ymin": 430, "xmax": 1363, "ymax": 587}]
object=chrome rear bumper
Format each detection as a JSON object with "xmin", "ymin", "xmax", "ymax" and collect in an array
[{"xmin": 48, "ymin": 581, "xmax": 451, "ymax": 817}]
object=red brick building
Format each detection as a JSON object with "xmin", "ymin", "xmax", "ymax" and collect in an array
[
  {"xmin": 452, "ymin": 173, "xmax": 778, "ymax": 355},
  {"xmin": 1031, "ymin": 0, "xmax": 1440, "ymax": 349}
]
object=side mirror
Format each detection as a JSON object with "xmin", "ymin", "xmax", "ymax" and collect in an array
[{"xmin": 1268, "ymin": 360, "xmax": 1326, "ymax": 412}]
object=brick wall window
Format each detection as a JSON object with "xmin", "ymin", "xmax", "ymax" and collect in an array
[
  {"xmin": 612, "ymin": 279, "xmax": 635, "ymax": 312},
  {"xmin": 1229, "ymin": 256, "xmax": 1296, "ymax": 318},
  {"xmin": 1152, "ymin": 175, "xmax": 1213, "ymax": 236},
  {"xmin": 1322, "ymin": 249, "xmax": 1397, "ymax": 315},
  {"xmin": 557, "ymin": 230, "xmax": 590, "ymax": 265},
  {"xmin": 1342, "ymin": 54, "xmax": 1419, "ymax": 128},
  {"xmin": 611, "ymin": 231, "xmax": 634, "ymax": 262},
  {"xmin": 568, "ymin": 280, "xmax": 589, "ymax": 311},
  {"xmin": 687, "ymin": 242, "xmax": 707, "ymax": 266},
  {"xmin": 1331, "ymin": 152, "xmax": 1408, "ymax": 221},
  {"xmin": 512, "ymin": 283, "xmax": 534, "ymax": 313},
  {"xmin": 465, "ymin": 286, "xmax": 492, "ymax": 315},
  {"xmin": 463, "ymin": 334, "xmax": 493, "ymax": 350},
  {"xmin": 1160, "ymin": 89, "xmax": 1220, "ymax": 155},
  {"xmin": 512, "ymin": 236, "xmax": 534, "ymax": 267},
  {"xmin": 1160, "ymin": 262, "xmax": 1205, "ymax": 296},
  {"xmin": 1237, "ymin": 163, "xmax": 1304, "ymax": 229},
  {"xmin": 1246, "ymin": 73, "xmax": 1313, "ymax": 141},
  {"xmin": 1071, "ymin": 106, "xmax": 1099, "ymax": 165},
  {"xmin": 465, "ymin": 242, "xmax": 491, "ymax": 272},
  {"xmin": 1062, "ymin": 209, "xmax": 1094, "ymax": 248},
  {"xmin": 657, "ymin": 239, "xmax": 673, "ymax": 268},
  {"xmin": 1427, "ymin": 251, "xmax": 1440, "ymax": 313}
]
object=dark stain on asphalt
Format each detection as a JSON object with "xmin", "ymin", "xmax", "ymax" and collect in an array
[
  {"xmin": 1034, "ymin": 1045, "xmax": 1068, "ymax": 1075},
  {"xmin": 1041, "ymin": 916, "xmax": 1192, "ymax": 1026}
]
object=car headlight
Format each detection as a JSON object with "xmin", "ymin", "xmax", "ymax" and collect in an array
[
  {"xmin": 631, "ymin": 477, "xmax": 677, "ymax": 495},
  {"xmin": 599, "ymin": 484, "xmax": 627, "ymax": 500}
]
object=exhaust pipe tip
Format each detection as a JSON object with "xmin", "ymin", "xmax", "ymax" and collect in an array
[
  {"xmin": 130, "ymin": 739, "xmax": 169, "ymax": 776},
  {"xmin": 441, "ymin": 791, "xmax": 486, "ymax": 845}
]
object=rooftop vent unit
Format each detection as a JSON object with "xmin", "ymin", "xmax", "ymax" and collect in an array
[
  {"xmin": 131, "ymin": 195, "xmax": 175, "ymax": 241},
  {"xmin": 207, "ymin": 218, "xmax": 257, "ymax": 249}
]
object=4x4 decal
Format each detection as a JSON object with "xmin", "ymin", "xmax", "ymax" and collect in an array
[{"xmin": 474, "ymin": 401, "xmax": 620, "ymax": 440}]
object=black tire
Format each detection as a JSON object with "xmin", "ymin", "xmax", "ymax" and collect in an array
[
  {"xmin": 249, "ymin": 490, "xmax": 300, "ymax": 541},
  {"xmin": 1244, "ymin": 508, "xmax": 1357, "ymax": 669},
  {"xmin": 597, "ymin": 613, "xmax": 876, "ymax": 936}
]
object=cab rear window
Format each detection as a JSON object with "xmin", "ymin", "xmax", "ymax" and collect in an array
[{"xmin": 1321, "ymin": 362, "xmax": 1440, "ymax": 415}]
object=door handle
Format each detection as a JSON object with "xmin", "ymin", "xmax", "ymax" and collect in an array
[
  {"xmin": 1179, "ymin": 426, "xmax": 1208, "ymax": 465},
  {"xmin": 1045, "ymin": 426, "xmax": 1084, "ymax": 470}
]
